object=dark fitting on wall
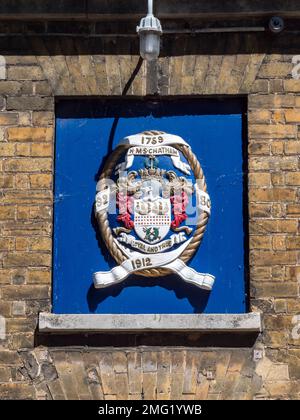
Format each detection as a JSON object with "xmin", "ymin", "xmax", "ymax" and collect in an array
[{"xmin": 268, "ymin": 16, "xmax": 285, "ymax": 33}]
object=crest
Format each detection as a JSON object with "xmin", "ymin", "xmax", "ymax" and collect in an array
[
  {"xmin": 134, "ymin": 195, "xmax": 171, "ymax": 244},
  {"xmin": 94, "ymin": 131, "xmax": 215, "ymax": 290}
]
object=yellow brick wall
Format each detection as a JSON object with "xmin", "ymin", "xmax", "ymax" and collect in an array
[{"xmin": 0, "ymin": 31, "xmax": 299, "ymax": 399}]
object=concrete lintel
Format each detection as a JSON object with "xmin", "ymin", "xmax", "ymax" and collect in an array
[{"xmin": 39, "ymin": 312, "xmax": 262, "ymax": 333}]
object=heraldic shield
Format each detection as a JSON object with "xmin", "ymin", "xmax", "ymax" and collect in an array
[
  {"xmin": 94, "ymin": 131, "xmax": 215, "ymax": 290},
  {"xmin": 134, "ymin": 178, "xmax": 171, "ymax": 244}
]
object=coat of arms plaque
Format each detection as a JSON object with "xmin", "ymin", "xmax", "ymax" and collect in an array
[{"xmin": 94, "ymin": 131, "xmax": 215, "ymax": 290}]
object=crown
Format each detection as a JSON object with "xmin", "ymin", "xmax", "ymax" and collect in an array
[
  {"xmin": 138, "ymin": 155, "xmax": 166, "ymax": 180},
  {"xmin": 138, "ymin": 167, "xmax": 166, "ymax": 180}
]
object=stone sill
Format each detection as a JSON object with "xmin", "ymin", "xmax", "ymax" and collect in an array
[{"xmin": 39, "ymin": 312, "xmax": 262, "ymax": 333}]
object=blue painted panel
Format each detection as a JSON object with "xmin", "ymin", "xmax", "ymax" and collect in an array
[{"xmin": 53, "ymin": 99, "xmax": 247, "ymax": 314}]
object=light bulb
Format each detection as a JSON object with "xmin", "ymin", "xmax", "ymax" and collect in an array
[{"xmin": 139, "ymin": 31, "xmax": 161, "ymax": 61}]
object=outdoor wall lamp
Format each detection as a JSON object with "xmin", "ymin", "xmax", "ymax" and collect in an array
[{"xmin": 137, "ymin": 0, "xmax": 162, "ymax": 61}]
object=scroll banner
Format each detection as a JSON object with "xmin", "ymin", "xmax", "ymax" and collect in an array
[
  {"xmin": 116, "ymin": 134, "xmax": 191, "ymax": 175},
  {"xmin": 120, "ymin": 133, "xmax": 189, "ymax": 147},
  {"xmin": 195, "ymin": 186, "xmax": 211, "ymax": 215},
  {"xmin": 93, "ymin": 239, "xmax": 215, "ymax": 291},
  {"xmin": 95, "ymin": 188, "xmax": 110, "ymax": 212},
  {"xmin": 117, "ymin": 231, "xmax": 187, "ymax": 253}
]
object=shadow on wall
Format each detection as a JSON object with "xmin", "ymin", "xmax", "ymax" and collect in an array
[{"xmin": 87, "ymin": 275, "xmax": 210, "ymax": 314}]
